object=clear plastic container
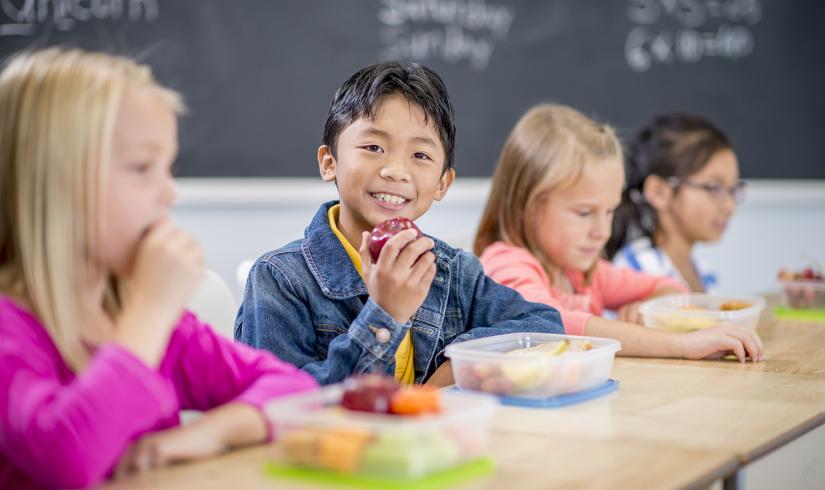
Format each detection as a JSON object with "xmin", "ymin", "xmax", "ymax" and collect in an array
[
  {"xmin": 445, "ymin": 333, "xmax": 621, "ymax": 399},
  {"xmin": 639, "ymin": 293, "xmax": 766, "ymax": 332},
  {"xmin": 265, "ymin": 385, "xmax": 496, "ymax": 478},
  {"xmin": 779, "ymin": 280, "xmax": 825, "ymax": 310}
]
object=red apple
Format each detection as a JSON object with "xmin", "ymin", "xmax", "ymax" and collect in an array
[{"xmin": 367, "ymin": 217, "xmax": 423, "ymax": 262}]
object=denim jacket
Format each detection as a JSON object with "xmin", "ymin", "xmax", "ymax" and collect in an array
[{"xmin": 235, "ymin": 201, "xmax": 564, "ymax": 385}]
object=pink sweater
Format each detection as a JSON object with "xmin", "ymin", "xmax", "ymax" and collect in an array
[
  {"xmin": 479, "ymin": 242, "xmax": 687, "ymax": 335},
  {"xmin": 0, "ymin": 297, "xmax": 318, "ymax": 489}
]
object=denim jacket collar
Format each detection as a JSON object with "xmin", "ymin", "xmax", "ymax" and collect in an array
[
  {"xmin": 302, "ymin": 201, "xmax": 368, "ymax": 300},
  {"xmin": 302, "ymin": 200, "xmax": 454, "ymax": 301}
]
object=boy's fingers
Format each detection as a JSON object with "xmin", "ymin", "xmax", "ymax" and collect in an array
[
  {"xmin": 409, "ymin": 252, "xmax": 436, "ymax": 284},
  {"xmin": 358, "ymin": 231, "xmax": 373, "ymax": 273},
  {"xmin": 419, "ymin": 261, "xmax": 437, "ymax": 288},
  {"xmin": 375, "ymin": 229, "xmax": 418, "ymax": 266},
  {"xmin": 397, "ymin": 236, "xmax": 435, "ymax": 269}
]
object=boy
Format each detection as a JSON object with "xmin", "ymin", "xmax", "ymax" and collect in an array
[{"xmin": 235, "ymin": 61, "xmax": 564, "ymax": 385}]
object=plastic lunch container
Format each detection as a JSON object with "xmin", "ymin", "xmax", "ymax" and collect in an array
[
  {"xmin": 779, "ymin": 280, "xmax": 825, "ymax": 310},
  {"xmin": 265, "ymin": 384, "xmax": 497, "ymax": 478},
  {"xmin": 445, "ymin": 333, "xmax": 621, "ymax": 399},
  {"xmin": 639, "ymin": 293, "xmax": 766, "ymax": 332}
]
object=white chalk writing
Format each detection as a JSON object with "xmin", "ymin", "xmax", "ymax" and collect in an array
[
  {"xmin": 378, "ymin": 0, "xmax": 515, "ymax": 71},
  {"xmin": 624, "ymin": 0, "xmax": 761, "ymax": 72},
  {"xmin": 0, "ymin": 0, "xmax": 158, "ymax": 36}
]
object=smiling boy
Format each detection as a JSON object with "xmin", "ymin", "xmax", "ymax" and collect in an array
[{"xmin": 235, "ymin": 61, "xmax": 564, "ymax": 385}]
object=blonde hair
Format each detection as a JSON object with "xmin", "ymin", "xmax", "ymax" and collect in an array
[
  {"xmin": 474, "ymin": 103, "xmax": 621, "ymax": 282},
  {"xmin": 0, "ymin": 48, "xmax": 183, "ymax": 370}
]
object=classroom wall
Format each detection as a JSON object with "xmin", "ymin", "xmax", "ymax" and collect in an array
[{"xmin": 172, "ymin": 178, "xmax": 825, "ymax": 305}]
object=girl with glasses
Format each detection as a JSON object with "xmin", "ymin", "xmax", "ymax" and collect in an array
[{"xmin": 606, "ymin": 113, "xmax": 744, "ymax": 292}]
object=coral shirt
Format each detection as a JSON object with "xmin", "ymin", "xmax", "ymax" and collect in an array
[{"xmin": 480, "ymin": 241, "xmax": 687, "ymax": 335}]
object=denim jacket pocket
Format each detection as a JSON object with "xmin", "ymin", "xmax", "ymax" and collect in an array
[
  {"xmin": 411, "ymin": 307, "xmax": 439, "ymax": 337},
  {"xmin": 313, "ymin": 322, "xmax": 347, "ymax": 359},
  {"xmin": 440, "ymin": 307, "xmax": 464, "ymax": 341}
]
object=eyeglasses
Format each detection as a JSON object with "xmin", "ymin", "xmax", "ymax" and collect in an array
[{"xmin": 668, "ymin": 178, "xmax": 747, "ymax": 203}]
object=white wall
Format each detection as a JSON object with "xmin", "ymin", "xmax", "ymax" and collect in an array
[{"xmin": 172, "ymin": 178, "xmax": 825, "ymax": 302}]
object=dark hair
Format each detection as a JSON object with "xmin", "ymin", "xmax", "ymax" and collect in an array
[
  {"xmin": 322, "ymin": 61, "xmax": 456, "ymax": 171},
  {"xmin": 605, "ymin": 113, "xmax": 732, "ymax": 259}
]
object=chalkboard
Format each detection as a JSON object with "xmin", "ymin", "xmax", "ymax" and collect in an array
[{"xmin": 1, "ymin": 0, "xmax": 823, "ymax": 179}]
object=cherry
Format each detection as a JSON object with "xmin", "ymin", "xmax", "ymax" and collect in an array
[{"xmin": 367, "ymin": 217, "xmax": 423, "ymax": 263}]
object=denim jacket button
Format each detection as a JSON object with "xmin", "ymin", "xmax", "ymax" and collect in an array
[{"xmin": 375, "ymin": 328, "xmax": 391, "ymax": 344}]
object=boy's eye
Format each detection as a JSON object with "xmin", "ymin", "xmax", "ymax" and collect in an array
[
  {"xmin": 413, "ymin": 152, "xmax": 431, "ymax": 161},
  {"xmin": 362, "ymin": 145, "xmax": 384, "ymax": 153},
  {"xmin": 576, "ymin": 210, "xmax": 591, "ymax": 217}
]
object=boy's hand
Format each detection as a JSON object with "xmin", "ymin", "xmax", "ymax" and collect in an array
[
  {"xmin": 116, "ymin": 218, "xmax": 205, "ymax": 367},
  {"xmin": 359, "ymin": 230, "xmax": 436, "ymax": 324},
  {"xmin": 617, "ymin": 301, "xmax": 644, "ymax": 325},
  {"xmin": 679, "ymin": 324, "xmax": 765, "ymax": 362}
]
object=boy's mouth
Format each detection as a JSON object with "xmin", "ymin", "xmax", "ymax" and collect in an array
[{"xmin": 369, "ymin": 192, "xmax": 411, "ymax": 210}]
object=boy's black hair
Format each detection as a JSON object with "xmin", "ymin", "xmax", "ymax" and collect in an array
[{"xmin": 322, "ymin": 61, "xmax": 456, "ymax": 171}]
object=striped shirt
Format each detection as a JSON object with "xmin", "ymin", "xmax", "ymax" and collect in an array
[{"xmin": 612, "ymin": 237, "xmax": 718, "ymax": 293}]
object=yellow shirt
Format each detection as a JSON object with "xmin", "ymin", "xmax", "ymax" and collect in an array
[{"xmin": 328, "ymin": 205, "xmax": 416, "ymax": 385}]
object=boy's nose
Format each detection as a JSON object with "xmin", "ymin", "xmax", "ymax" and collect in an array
[{"xmin": 379, "ymin": 161, "xmax": 411, "ymax": 182}]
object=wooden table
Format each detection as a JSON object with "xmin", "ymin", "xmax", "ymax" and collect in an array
[{"xmin": 105, "ymin": 313, "xmax": 825, "ymax": 490}]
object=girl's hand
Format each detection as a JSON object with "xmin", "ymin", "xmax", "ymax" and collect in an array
[
  {"xmin": 128, "ymin": 218, "xmax": 205, "ymax": 320},
  {"xmin": 680, "ymin": 324, "xmax": 765, "ymax": 362},
  {"xmin": 115, "ymin": 423, "xmax": 225, "ymax": 477},
  {"xmin": 617, "ymin": 301, "xmax": 644, "ymax": 325},
  {"xmin": 115, "ymin": 403, "xmax": 266, "ymax": 478},
  {"xmin": 359, "ymin": 230, "xmax": 436, "ymax": 324},
  {"xmin": 115, "ymin": 219, "xmax": 204, "ymax": 367}
]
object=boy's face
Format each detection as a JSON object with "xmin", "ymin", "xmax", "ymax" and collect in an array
[{"xmin": 318, "ymin": 92, "xmax": 454, "ymax": 243}]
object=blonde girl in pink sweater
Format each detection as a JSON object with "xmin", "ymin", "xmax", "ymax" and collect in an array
[
  {"xmin": 475, "ymin": 104, "xmax": 763, "ymax": 362},
  {"xmin": 0, "ymin": 49, "xmax": 317, "ymax": 489}
]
